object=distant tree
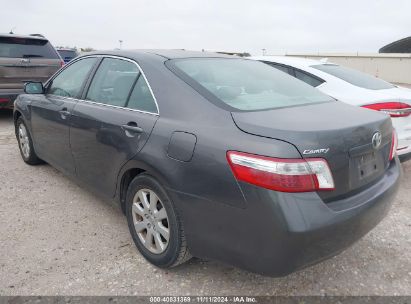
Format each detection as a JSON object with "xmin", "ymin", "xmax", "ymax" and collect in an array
[{"xmin": 80, "ymin": 47, "xmax": 95, "ymax": 52}]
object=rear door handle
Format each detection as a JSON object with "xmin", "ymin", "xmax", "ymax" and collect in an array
[
  {"xmin": 59, "ymin": 108, "xmax": 71, "ymax": 119},
  {"xmin": 121, "ymin": 124, "xmax": 143, "ymax": 134},
  {"xmin": 59, "ymin": 110, "xmax": 70, "ymax": 116}
]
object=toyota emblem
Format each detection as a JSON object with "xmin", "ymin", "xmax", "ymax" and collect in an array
[{"xmin": 372, "ymin": 131, "xmax": 382, "ymax": 149}]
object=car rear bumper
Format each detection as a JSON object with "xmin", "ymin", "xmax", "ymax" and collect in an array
[
  {"xmin": 393, "ymin": 118, "xmax": 411, "ymax": 162},
  {"xmin": 397, "ymin": 145, "xmax": 411, "ymax": 162},
  {"xmin": 173, "ymin": 157, "xmax": 401, "ymax": 276}
]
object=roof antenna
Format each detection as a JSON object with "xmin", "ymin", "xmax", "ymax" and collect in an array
[{"xmin": 9, "ymin": 26, "xmax": 16, "ymax": 34}]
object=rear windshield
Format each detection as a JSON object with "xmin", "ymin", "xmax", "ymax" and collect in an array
[
  {"xmin": 57, "ymin": 50, "xmax": 77, "ymax": 58},
  {"xmin": 312, "ymin": 64, "xmax": 395, "ymax": 90},
  {"xmin": 0, "ymin": 37, "xmax": 59, "ymax": 59},
  {"xmin": 171, "ymin": 58, "xmax": 333, "ymax": 111}
]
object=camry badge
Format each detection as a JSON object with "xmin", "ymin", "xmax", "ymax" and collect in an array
[
  {"xmin": 372, "ymin": 131, "xmax": 382, "ymax": 149},
  {"xmin": 303, "ymin": 148, "xmax": 330, "ymax": 155}
]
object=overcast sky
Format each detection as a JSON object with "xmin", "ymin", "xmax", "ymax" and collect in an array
[{"xmin": 2, "ymin": 0, "xmax": 410, "ymax": 55}]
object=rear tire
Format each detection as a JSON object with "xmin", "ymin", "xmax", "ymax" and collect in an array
[
  {"xmin": 125, "ymin": 174, "xmax": 191, "ymax": 267},
  {"xmin": 15, "ymin": 117, "xmax": 42, "ymax": 165}
]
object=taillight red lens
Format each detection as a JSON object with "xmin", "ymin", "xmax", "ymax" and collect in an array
[
  {"xmin": 226, "ymin": 151, "xmax": 335, "ymax": 193},
  {"xmin": 389, "ymin": 130, "xmax": 398, "ymax": 161},
  {"xmin": 362, "ymin": 102, "xmax": 411, "ymax": 117},
  {"xmin": 60, "ymin": 61, "xmax": 65, "ymax": 67},
  {"xmin": 0, "ymin": 98, "xmax": 9, "ymax": 103}
]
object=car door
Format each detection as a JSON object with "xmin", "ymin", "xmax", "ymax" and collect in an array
[
  {"xmin": 30, "ymin": 57, "xmax": 98, "ymax": 175},
  {"xmin": 70, "ymin": 56, "xmax": 159, "ymax": 197}
]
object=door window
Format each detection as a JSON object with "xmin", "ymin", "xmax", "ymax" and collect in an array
[
  {"xmin": 127, "ymin": 75, "xmax": 158, "ymax": 113},
  {"xmin": 312, "ymin": 64, "xmax": 394, "ymax": 90},
  {"xmin": 48, "ymin": 57, "xmax": 97, "ymax": 98},
  {"xmin": 86, "ymin": 58, "xmax": 139, "ymax": 107}
]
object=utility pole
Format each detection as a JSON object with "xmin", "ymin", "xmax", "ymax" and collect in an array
[
  {"xmin": 119, "ymin": 40, "xmax": 123, "ymax": 50},
  {"xmin": 262, "ymin": 48, "xmax": 266, "ymax": 56}
]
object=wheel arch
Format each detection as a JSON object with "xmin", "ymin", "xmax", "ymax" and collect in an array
[
  {"xmin": 13, "ymin": 110, "xmax": 22, "ymax": 124},
  {"xmin": 117, "ymin": 160, "xmax": 172, "ymax": 215},
  {"xmin": 13, "ymin": 110, "xmax": 23, "ymax": 135}
]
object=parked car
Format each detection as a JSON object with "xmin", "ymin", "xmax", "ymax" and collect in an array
[
  {"xmin": 14, "ymin": 50, "xmax": 400, "ymax": 276},
  {"xmin": 57, "ymin": 48, "xmax": 78, "ymax": 64},
  {"xmin": 252, "ymin": 56, "xmax": 411, "ymax": 162},
  {"xmin": 0, "ymin": 33, "xmax": 63, "ymax": 109}
]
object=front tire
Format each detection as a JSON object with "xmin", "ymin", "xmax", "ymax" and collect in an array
[
  {"xmin": 125, "ymin": 174, "xmax": 191, "ymax": 268},
  {"xmin": 15, "ymin": 117, "xmax": 42, "ymax": 165}
]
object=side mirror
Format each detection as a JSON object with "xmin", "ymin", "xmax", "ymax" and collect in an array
[{"xmin": 24, "ymin": 82, "xmax": 44, "ymax": 94}]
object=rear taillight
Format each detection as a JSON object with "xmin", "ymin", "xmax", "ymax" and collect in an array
[
  {"xmin": 389, "ymin": 130, "xmax": 398, "ymax": 161},
  {"xmin": 362, "ymin": 102, "xmax": 411, "ymax": 118},
  {"xmin": 226, "ymin": 151, "xmax": 335, "ymax": 193},
  {"xmin": 60, "ymin": 61, "xmax": 65, "ymax": 67},
  {"xmin": 0, "ymin": 98, "xmax": 9, "ymax": 103}
]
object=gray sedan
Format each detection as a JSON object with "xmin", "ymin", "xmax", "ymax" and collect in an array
[{"xmin": 13, "ymin": 50, "xmax": 400, "ymax": 276}]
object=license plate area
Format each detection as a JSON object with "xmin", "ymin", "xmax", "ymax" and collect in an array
[
  {"xmin": 356, "ymin": 151, "xmax": 378, "ymax": 179},
  {"xmin": 349, "ymin": 150, "xmax": 384, "ymax": 187}
]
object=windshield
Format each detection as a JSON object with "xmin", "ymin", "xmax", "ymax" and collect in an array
[
  {"xmin": 172, "ymin": 58, "xmax": 333, "ymax": 111},
  {"xmin": 312, "ymin": 64, "xmax": 395, "ymax": 90},
  {"xmin": 0, "ymin": 37, "xmax": 59, "ymax": 59}
]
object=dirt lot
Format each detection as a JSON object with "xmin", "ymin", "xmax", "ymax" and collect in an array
[{"xmin": 0, "ymin": 109, "xmax": 410, "ymax": 296}]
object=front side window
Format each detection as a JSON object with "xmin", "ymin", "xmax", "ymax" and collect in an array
[
  {"xmin": 171, "ymin": 58, "xmax": 333, "ymax": 111},
  {"xmin": 312, "ymin": 64, "xmax": 395, "ymax": 90},
  {"xmin": 48, "ymin": 57, "xmax": 97, "ymax": 98},
  {"xmin": 86, "ymin": 58, "xmax": 139, "ymax": 107}
]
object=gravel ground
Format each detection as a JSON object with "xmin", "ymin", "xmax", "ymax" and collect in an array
[{"xmin": 0, "ymin": 109, "xmax": 410, "ymax": 296}]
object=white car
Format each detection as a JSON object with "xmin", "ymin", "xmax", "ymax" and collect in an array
[{"xmin": 251, "ymin": 56, "xmax": 411, "ymax": 161}]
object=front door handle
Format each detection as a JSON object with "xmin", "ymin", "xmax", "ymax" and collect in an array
[{"xmin": 121, "ymin": 123, "xmax": 143, "ymax": 134}]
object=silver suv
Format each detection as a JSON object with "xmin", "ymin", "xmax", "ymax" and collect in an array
[{"xmin": 0, "ymin": 33, "xmax": 62, "ymax": 108}]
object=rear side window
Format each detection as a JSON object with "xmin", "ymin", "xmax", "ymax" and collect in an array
[
  {"xmin": 171, "ymin": 58, "xmax": 333, "ymax": 111},
  {"xmin": 86, "ymin": 58, "xmax": 139, "ymax": 107},
  {"xmin": 127, "ymin": 76, "xmax": 158, "ymax": 113},
  {"xmin": 294, "ymin": 70, "xmax": 324, "ymax": 87},
  {"xmin": 48, "ymin": 57, "xmax": 97, "ymax": 98},
  {"xmin": 266, "ymin": 62, "xmax": 291, "ymax": 75},
  {"xmin": 312, "ymin": 64, "xmax": 395, "ymax": 90},
  {"xmin": 0, "ymin": 37, "xmax": 59, "ymax": 59}
]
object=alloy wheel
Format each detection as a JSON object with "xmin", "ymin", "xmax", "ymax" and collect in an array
[
  {"xmin": 18, "ymin": 124, "xmax": 30, "ymax": 159},
  {"xmin": 132, "ymin": 189, "xmax": 170, "ymax": 254}
]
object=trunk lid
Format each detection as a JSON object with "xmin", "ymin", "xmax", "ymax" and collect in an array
[{"xmin": 231, "ymin": 101, "xmax": 393, "ymax": 200}]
